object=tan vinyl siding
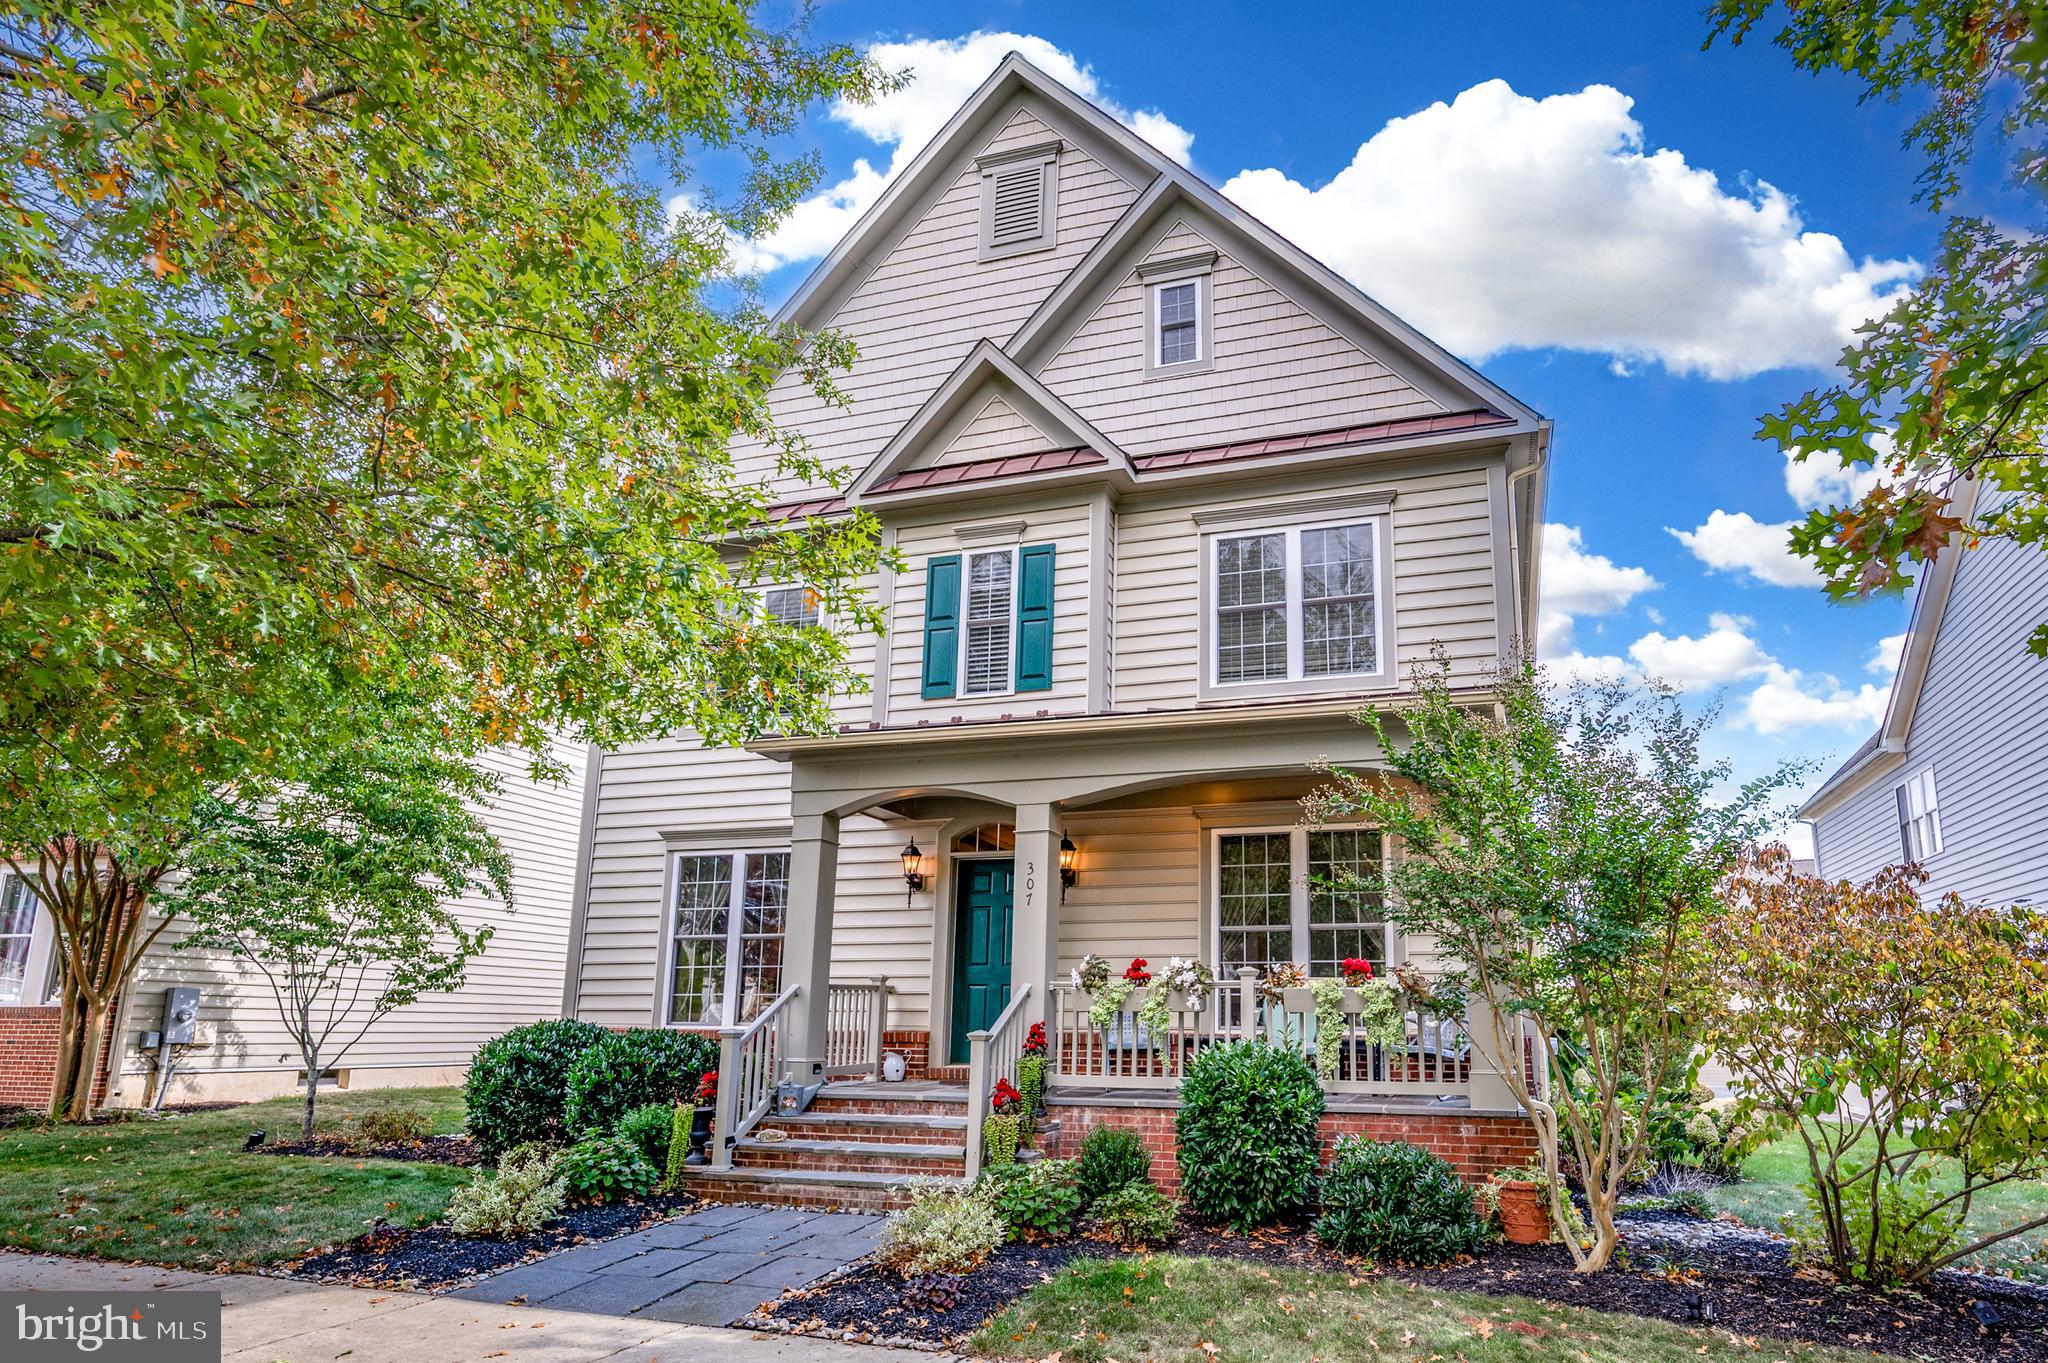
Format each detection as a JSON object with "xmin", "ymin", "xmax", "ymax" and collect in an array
[
  {"xmin": 888, "ymin": 499, "xmax": 1095, "ymax": 723},
  {"xmin": 1039, "ymin": 222, "xmax": 1441, "ymax": 455},
  {"xmin": 931, "ymin": 394, "xmax": 1059, "ymax": 465},
  {"xmin": 1112, "ymin": 461, "xmax": 1501, "ymax": 709},
  {"xmin": 1056, "ymin": 808, "xmax": 1201, "ymax": 972},
  {"xmin": 826, "ymin": 816, "xmax": 941, "ymax": 1030},
  {"xmin": 122, "ymin": 741, "xmax": 587, "ymax": 1082},
  {"xmin": 728, "ymin": 109, "xmax": 1140, "ymax": 501}
]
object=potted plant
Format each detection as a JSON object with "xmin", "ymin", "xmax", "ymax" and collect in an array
[
  {"xmin": 1017, "ymin": 1022, "xmax": 1049, "ymax": 1128},
  {"xmin": 983, "ymin": 1078, "xmax": 1025, "ymax": 1167},
  {"xmin": 683, "ymin": 1069, "xmax": 718, "ymax": 1167},
  {"xmin": 1488, "ymin": 1164, "xmax": 1552, "ymax": 1244}
]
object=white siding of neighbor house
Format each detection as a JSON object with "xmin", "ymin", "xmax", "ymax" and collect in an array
[
  {"xmin": 1112, "ymin": 460, "xmax": 1502, "ymax": 709},
  {"xmin": 1812, "ymin": 529, "xmax": 2048, "ymax": 905},
  {"xmin": 122, "ymin": 742, "xmax": 587, "ymax": 1091},
  {"xmin": 728, "ymin": 107, "xmax": 1141, "ymax": 502},
  {"xmin": 1038, "ymin": 222, "xmax": 1442, "ymax": 455},
  {"xmin": 931, "ymin": 395, "xmax": 1061, "ymax": 465}
]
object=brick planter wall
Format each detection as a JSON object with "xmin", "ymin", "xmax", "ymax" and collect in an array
[
  {"xmin": 1043, "ymin": 1101, "xmax": 1539, "ymax": 1193},
  {"xmin": 0, "ymin": 1006, "xmax": 113, "ymax": 1110}
]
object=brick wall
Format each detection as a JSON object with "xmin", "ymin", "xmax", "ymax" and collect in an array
[
  {"xmin": 1044, "ymin": 1101, "xmax": 1540, "ymax": 1192},
  {"xmin": 0, "ymin": 1007, "xmax": 113, "ymax": 1110},
  {"xmin": 880, "ymin": 1029, "xmax": 930, "ymax": 1080}
]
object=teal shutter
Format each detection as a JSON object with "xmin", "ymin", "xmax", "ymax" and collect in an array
[
  {"xmin": 921, "ymin": 555, "xmax": 961, "ymax": 699},
  {"xmin": 1015, "ymin": 542, "xmax": 1055, "ymax": 692}
]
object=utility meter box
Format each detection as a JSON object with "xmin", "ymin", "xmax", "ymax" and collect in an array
[{"xmin": 161, "ymin": 987, "xmax": 200, "ymax": 1046}]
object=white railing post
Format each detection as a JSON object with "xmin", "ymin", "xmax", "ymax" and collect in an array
[
  {"xmin": 867, "ymin": 976, "xmax": 890, "ymax": 1079},
  {"xmin": 963, "ymin": 1028, "xmax": 990, "ymax": 1179},
  {"xmin": 712, "ymin": 1026, "xmax": 745, "ymax": 1170},
  {"xmin": 1236, "ymin": 967, "xmax": 1260, "ymax": 1042}
]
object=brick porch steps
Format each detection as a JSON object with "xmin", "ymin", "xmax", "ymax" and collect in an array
[
  {"xmin": 679, "ymin": 1165, "xmax": 967, "ymax": 1212},
  {"xmin": 759, "ymin": 1110, "xmax": 969, "ymax": 1144}
]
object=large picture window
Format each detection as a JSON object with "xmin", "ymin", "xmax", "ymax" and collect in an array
[
  {"xmin": 1208, "ymin": 520, "xmax": 1384, "ymax": 689},
  {"xmin": 667, "ymin": 850, "xmax": 789, "ymax": 1026},
  {"xmin": 1213, "ymin": 827, "xmax": 1387, "ymax": 975}
]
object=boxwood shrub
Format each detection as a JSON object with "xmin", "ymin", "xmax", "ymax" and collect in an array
[
  {"xmin": 464, "ymin": 1019, "xmax": 608, "ymax": 1158},
  {"xmin": 1312, "ymin": 1137, "xmax": 1488, "ymax": 1264},
  {"xmin": 1175, "ymin": 1039, "xmax": 1324, "ymax": 1231},
  {"xmin": 1074, "ymin": 1124, "xmax": 1152, "ymax": 1203},
  {"xmin": 563, "ymin": 1027, "xmax": 718, "ymax": 1135}
]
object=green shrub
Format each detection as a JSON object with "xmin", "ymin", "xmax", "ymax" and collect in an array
[
  {"xmin": 875, "ymin": 1180, "xmax": 1005, "ymax": 1277},
  {"xmin": 1175, "ymin": 1040, "xmax": 1324, "ymax": 1231},
  {"xmin": 1092, "ymin": 1183, "xmax": 1178, "ymax": 1247},
  {"xmin": 447, "ymin": 1144, "xmax": 567, "ymax": 1238},
  {"xmin": 464, "ymin": 1019, "xmax": 608, "ymax": 1158},
  {"xmin": 1790, "ymin": 1165, "xmax": 1961, "ymax": 1283},
  {"xmin": 982, "ymin": 1159, "xmax": 1085, "ymax": 1242},
  {"xmin": 562, "ymin": 1028, "xmax": 718, "ymax": 1136},
  {"xmin": 1074, "ymin": 1125, "xmax": 1151, "ymax": 1203},
  {"xmin": 557, "ymin": 1131, "xmax": 660, "ymax": 1205},
  {"xmin": 352, "ymin": 1105, "xmax": 431, "ymax": 1147},
  {"xmin": 615, "ymin": 1102, "xmax": 674, "ymax": 1172},
  {"xmin": 1312, "ymin": 1138, "xmax": 1487, "ymax": 1264}
]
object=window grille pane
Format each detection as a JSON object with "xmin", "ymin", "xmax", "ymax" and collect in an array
[
  {"xmin": 761, "ymin": 586, "xmax": 817, "ymax": 626},
  {"xmin": 1216, "ymin": 534, "xmax": 1288, "ymax": 683},
  {"xmin": 0, "ymin": 877, "xmax": 32, "ymax": 1006},
  {"xmin": 963, "ymin": 551, "xmax": 1013, "ymax": 695},
  {"xmin": 670, "ymin": 855, "xmax": 732, "ymax": 1025},
  {"xmin": 1157, "ymin": 282, "xmax": 1198, "ymax": 365},
  {"xmin": 1307, "ymin": 829, "xmax": 1386, "ymax": 975},
  {"xmin": 1219, "ymin": 833, "xmax": 1293, "ymax": 972},
  {"xmin": 1302, "ymin": 525, "xmax": 1376, "ymax": 676},
  {"xmin": 735, "ymin": 852, "xmax": 789, "ymax": 1021}
]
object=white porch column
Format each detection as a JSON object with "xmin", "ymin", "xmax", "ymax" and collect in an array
[
  {"xmin": 779, "ymin": 810, "xmax": 841, "ymax": 1086},
  {"xmin": 1463, "ymin": 993, "xmax": 1523, "ymax": 1111},
  {"xmin": 1011, "ymin": 801, "xmax": 1063, "ymax": 1029}
]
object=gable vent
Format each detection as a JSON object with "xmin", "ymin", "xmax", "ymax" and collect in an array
[{"xmin": 989, "ymin": 163, "xmax": 1044, "ymax": 245}]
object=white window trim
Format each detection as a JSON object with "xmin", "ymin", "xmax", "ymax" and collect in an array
[
  {"xmin": 658, "ymin": 846, "xmax": 790, "ymax": 1028},
  {"xmin": 1198, "ymin": 516, "xmax": 1394, "ymax": 701},
  {"xmin": 1144, "ymin": 271, "xmax": 1212, "ymax": 377},
  {"xmin": 0, "ymin": 872, "xmax": 58, "ymax": 1009},
  {"xmin": 1207, "ymin": 824, "xmax": 1393, "ymax": 972},
  {"xmin": 958, "ymin": 544, "xmax": 1018, "ymax": 699},
  {"xmin": 976, "ymin": 141, "xmax": 1060, "ymax": 261},
  {"xmin": 1896, "ymin": 765, "xmax": 1944, "ymax": 862}
]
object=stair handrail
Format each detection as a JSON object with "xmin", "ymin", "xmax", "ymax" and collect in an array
[
  {"xmin": 962, "ymin": 982, "xmax": 1033, "ymax": 1179},
  {"xmin": 710, "ymin": 983, "xmax": 801, "ymax": 1170}
]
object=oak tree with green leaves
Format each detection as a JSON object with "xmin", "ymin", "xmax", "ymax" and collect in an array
[
  {"xmin": 1308, "ymin": 658, "xmax": 1802, "ymax": 1272},
  {"xmin": 165, "ymin": 721, "xmax": 511, "ymax": 1142},
  {"xmin": 1, "ymin": 0, "xmax": 892, "ymax": 1117},
  {"xmin": 1708, "ymin": 2, "xmax": 2048, "ymax": 652}
]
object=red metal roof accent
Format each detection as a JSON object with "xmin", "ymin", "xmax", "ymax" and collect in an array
[
  {"xmin": 764, "ymin": 494, "xmax": 849, "ymax": 521},
  {"xmin": 1131, "ymin": 408, "xmax": 1513, "ymax": 472},
  {"xmin": 866, "ymin": 445, "xmax": 1108, "ymax": 496}
]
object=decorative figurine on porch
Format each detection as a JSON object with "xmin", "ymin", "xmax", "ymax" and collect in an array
[{"xmin": 682, "ymin": 1069, "xmax": 718, "ymax": 1167}]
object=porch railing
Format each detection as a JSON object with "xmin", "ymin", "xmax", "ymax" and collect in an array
[
  {"xmin": 962, "ymin": 982, "xmax": 1033, "ymax": 1179},
  {"xmin": 823, "ymin": 977, "xmax": 891, "ymax": 1078},
  {"xmin": 711, "ymin": 984, "xmax": 799, "ymax": 1170},
  {"xmin": 1049, "ymin": 967, "xmax": 1473, "ymax": 1100}
]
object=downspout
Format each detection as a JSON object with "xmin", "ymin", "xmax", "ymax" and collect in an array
[{"xmin": 1504, "ymin": 430, "xmax": 1549, "ymax": 655}]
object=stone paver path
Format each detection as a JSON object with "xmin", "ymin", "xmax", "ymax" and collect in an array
[{"xmin": 450, "ymin": 1204, "xmax": 886, "ymax": 1326}]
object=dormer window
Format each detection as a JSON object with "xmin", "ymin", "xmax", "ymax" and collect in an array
[
  {"xmin": 1155, "ymin": 281, "xmax": 1200, "ymax": 365},
  {"xmin": 977, "ymin": 141, "xmax": 1059, "ymax": 260},
  {"xmin": 1138, "ymin": 246, "xmax": 1216, "ymax": 376}
]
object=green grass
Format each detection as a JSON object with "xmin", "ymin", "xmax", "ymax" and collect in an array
[
  {"xmin": 0, "ymin": 1086, "xmax": 472, "ymax": 1269},
  {"xmin": 1712, "ymin": 1130, "xmax": 2048, "ymax": 1281},
  {"xmin": 971, "ymin": 1255, "xmax": 1907, "ymax": 1363}
]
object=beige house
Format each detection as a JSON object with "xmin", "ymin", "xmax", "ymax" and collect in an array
[{"xmin": 561, "ymin": 54, "xmax": 1552, "ymax": 1200}]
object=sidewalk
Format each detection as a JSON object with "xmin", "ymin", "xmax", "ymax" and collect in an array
[{"xmin": 0, "ymin": 1252, "xmax": 943, "ymax": 1363}]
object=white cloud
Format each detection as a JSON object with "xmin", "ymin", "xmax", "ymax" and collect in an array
[
  {"xmin": 1629, "ymin": 613, "xmax": 1776, "ymax": 690},
  {"xmin": 1542, "ymin": 523, "xmax": 1660, "ymax": 618},
  {"xmin": 1220, "ymin": 80, "xmax": 1918, "ymax": 379},
  {"xmin": 1867, "ymin": 631, "xmax": 1908, "ymax": 677},
  {"xmin": 1547, "ymin": 648, "xmax": 1634, "ymax": 687},
  {"xmin": 688, "ymin": 32, "xmax": 1194, "ymax": 276},
  {"xmin": 1669, "ymin": 510, "xmax": 1818, "ymax": 588},
  {"xmin": 1739, "ymin": 672, "xmax": 1889, "ymax": 735},
  {"xmin": 1784, "ymin": 430, "xmax": 1894, "ymax": 512}
]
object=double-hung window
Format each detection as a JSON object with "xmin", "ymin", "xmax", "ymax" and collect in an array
[
  {"xmin": 1154, "ymin": 281, "xmax": 1201, "ymax": 366},
  {"xmin": 962, "ymin": 548, "xmax": 1015, "ymax": 696},
  {"xmin": 1214, "ymin": 827, "xmax": 1388, "ymax": 975},
  {"xmin": 667, "ymin": 850, "xmax": 789, "ymax": 1027},
  {"xmin": 1208, "ymin": 519, "xmax": 1386, "ymax": 691},
  {"xmin": 759, "ymin": 584, "xmax": 820, "ymax": 627},
  {"xmin": 1896, "ymin": 767, "xmax": 1943, "ymax": 862},
  {"xmin": 0, "ymin": 873, "xmax": 53, "ymax": 1008}
]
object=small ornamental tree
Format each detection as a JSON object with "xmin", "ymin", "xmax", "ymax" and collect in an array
[
  {"xmin": 1707, "ymin": 848, "xmax": 2048, "ymax": 1284},
  {"xmin": 166, "ymin": 728, "xmax": 510, "ymax": 1140},
  {"xmin": 1309, "ymin": 655, "xmax": 1800, "ymax": 1272}
]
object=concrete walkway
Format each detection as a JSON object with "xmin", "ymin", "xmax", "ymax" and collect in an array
[
  {"xmin": 451, "ymin": 1205, "xmax": 887, "ymax": 1326},
  {"xmin": 0, "ymin": 1250, "xmax": 934, "ymax": 1363}
]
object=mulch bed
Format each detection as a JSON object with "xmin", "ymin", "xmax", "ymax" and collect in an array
[
  {"xmin": 285, "ymin": 1192, "xmax": 698, "ymax": 1291},
  {"xmin": 752, "ymin": 1240, "xmax": 1101, "ymax": 1348},
  {"xmin": 253, "ymin": 1134, "xmax": 482, "ymax": 1167}
]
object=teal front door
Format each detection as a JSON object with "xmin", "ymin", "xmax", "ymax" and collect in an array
[{"xmin": 950, "ymin": 859, "xmax": 1015, "ymax": 1064}]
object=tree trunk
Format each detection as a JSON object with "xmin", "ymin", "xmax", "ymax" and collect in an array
[
  {"xmin": 1579, "ymin": 1186, "xmax": 1622, "ymax": 1273},
  {"xmin": 300, "ymin": 1045, "xmax": 321, "ymax": 1143}
]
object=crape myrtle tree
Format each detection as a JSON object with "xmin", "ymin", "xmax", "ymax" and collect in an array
[
  {"xmin": 1307, "ymin": 656, "xmax": 1801, "ymax": 1271},
  {"xmin": 1709, "ymin": 847, "xmax": 2048, "ymax": 1284},
  {"xmin": 0, "ymin": 1, "xmax": 894, "ymax": 1118},
  {"xmin": 164, "ymin": 717, "xmax": 511, "ymax": 1142},
  {"xmin": 1708, "ymin": 3, "xmax": 2048, "ymax": 653}
]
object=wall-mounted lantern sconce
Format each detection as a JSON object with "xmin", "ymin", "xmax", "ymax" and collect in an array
[
  {"xmin": 900, "ymin": 839, "xmax": 926, "ymax": 902},
  {"xmin": 1059, "ymin": 834, "xmax": 1079, "ymax": 900}
]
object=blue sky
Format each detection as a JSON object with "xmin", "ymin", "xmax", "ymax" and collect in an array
[{"xmin": 693, "ymin": 2, "xmax": 1963, "ymax": 848}]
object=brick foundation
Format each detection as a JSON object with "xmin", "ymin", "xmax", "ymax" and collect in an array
[
  {"xmin": 0, "ymin": 1006, "xmax": 113, "ymax": 1110},
  {"xmin": 1044, "ymin": 1101, "xmax": 1540, "ymax": 1193}
]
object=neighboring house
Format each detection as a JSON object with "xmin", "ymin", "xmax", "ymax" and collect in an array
[
  {"xmin": 562, "ymin": 55, "xmax": 1552, "ymax": 1203},
  {"xmin": 0, "ymin": 742, "xmax": 588, "ymax": 1109},
  {"xmin": 1800, "ymin": 481, "xmax": 2048, "ymax": 905}
]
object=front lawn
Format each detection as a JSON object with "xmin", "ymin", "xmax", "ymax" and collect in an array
[
  {"xmin": 0, "ymin": 1087, "xmax": 471, "ymax": 1269},
  {"xmin": 971, "ymin": 1255, "xmax": 1909, "ymax": 1363},
  {"xmin": 1712, "ymin": 1130, "xmax": 2048, "ymax": 1281}
]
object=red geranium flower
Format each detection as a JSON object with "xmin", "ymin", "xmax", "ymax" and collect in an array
[
  {"xmin": 1340, "ymin": 958, "xmax": 1375, "ymax": 984},
  {"xmin": 1124, "ymin": 957, "xmax": 1152, "ymax": 984},
  {"xmin": 991, "ymin": 1078, "xmax": 1024, "ymax": 1112},
  {"xmin": 1023, "ymin": 1021, "xmax": 1048, "ymax": 1056},
  {"xmin": 694, "ymin": 1070, "xmax": 719, "ymax": 1104}
]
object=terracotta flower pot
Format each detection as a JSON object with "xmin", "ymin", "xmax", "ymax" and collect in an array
[{"xmin": 1494, "ymin": 1181, "xmax": 1551, "ymax": 1244}]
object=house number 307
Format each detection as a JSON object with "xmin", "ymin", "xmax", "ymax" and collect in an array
[{"xmin": 1024, "ymin": 860, "xmax": 1036, "ymax": 907}]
